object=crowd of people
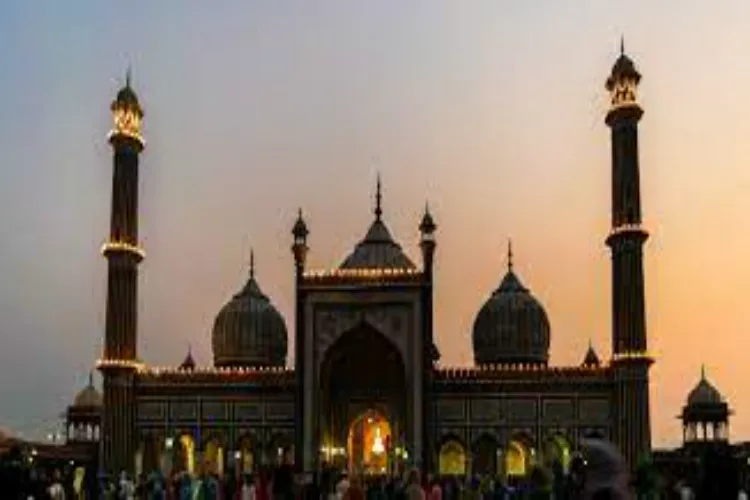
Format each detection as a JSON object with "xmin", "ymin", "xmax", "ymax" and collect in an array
[{"xmin": 1, "ymin": 438, "xmax": 748, "ymax": 499}]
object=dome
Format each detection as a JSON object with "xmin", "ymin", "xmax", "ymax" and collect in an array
[
  {"xmin": 472, "ymin": 245, "xmax": 550, "ymax": 365},
  {"xmin": 212, "ymin": 253, "xmax": 288, "ymax": 368},
  {"xmin": 687, "ymin": 367, "xmax": 723, "ymax": 406},
  {"xmin": 340, "ymin": 219, "xmax": 416, "ymax": 269},
  {"xmin": 606, "ymin": 39, "xmax": 641, "ymax": 90},
  {"xmin": 73, "ymin": 373, "xmax": 102, "ymax": 408},
  {"xmin": 339, "ymin": 176, "xmax": 415, "ymax": 270}
]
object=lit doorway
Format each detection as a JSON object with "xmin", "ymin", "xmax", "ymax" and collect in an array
[{"xmin": 347, "ymin": 410, "xmax": 391, "ymax": 475}]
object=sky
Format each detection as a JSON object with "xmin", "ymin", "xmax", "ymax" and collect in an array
[{"xmin": 0, "ymin": 1, "xmax": 749, "ymax": 449}]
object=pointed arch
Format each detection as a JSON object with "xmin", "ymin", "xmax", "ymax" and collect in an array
[
  {"xmin": 438, "ymin": 434, "xmax": 467, "ymax": 476},
  {"xmin": 471, "ymin": 433, "xmax": 500, "ymax": 476}
]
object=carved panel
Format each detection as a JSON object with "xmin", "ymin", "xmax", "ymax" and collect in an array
[
  {"xmin": 314, "ymin": 304, "xmax": 412, "ymax": 369},
  {"xmin": 543, "ymin": 399, "xmax": 575, "ymax": 424},
  {"xmin": 202, "ymin": 400, "xmax": 228, "ymax": 422},
  {"xmin": 506, "ymin": 399, "xmax": 537, "ymax": 422},
  {"xmin": 265, "ymin": 401, "xmax": 294, "ymax": 421},
  {"xmin": 579, "ymin": 399, "xmax": 610, "ymax": 423},
  {"xmin": 436, "ymin": 399, "xmax": 465, "ymax": 422},
  {"xmin": 170, "ymin": 401, "xmax": 198, "ymax": 420},
  {"xmin": 470, "ymin": 399, "xmax": 499, "ymax": 422},
  {"xmin": 137, "ymin": 401, "xmax": 166, "ymax": 421},
  {"xmin": 235, "ymin": 402, "xmax": 263, "ymax": 422}
]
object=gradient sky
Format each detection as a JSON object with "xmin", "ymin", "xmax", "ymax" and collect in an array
[{"xmin": 1, "ymin": 1, "xmax": 749, "ymax": 448}]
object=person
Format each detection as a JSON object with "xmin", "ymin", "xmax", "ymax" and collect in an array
[
  {"xmin": 739, "ymin": 488, "xmax": 748, "ymax": 500},
  {"xmin": 48, "ymin": 469, "xmax": 66, "ymax": 499},
  {"xmin": 578, "ymin": 439, "xmax": 631, "ymax": 500},
  {"xmin": 240, "ymin": 473, "xmax": 255, "ymax": 500},
  {"xmin": 117, "ymin": 470, "xmax": 136, "ymax": 500},
  {"xmin": 403, "ymin": 469, "xmax": 425, "ymax": 500},
  {"xmin": 336, "ymin": 472, "xmax": 350, "ymax": 500},
  {"xmin": 343, "ymin": 474, "xmax": 365, "ymax": 500}
]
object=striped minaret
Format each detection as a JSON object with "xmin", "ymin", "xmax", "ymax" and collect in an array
[
  {"xmin": 604, "ymin": 40, "xmax": 653, "ymax": 470},
  {"xmin": 98, "ymin": 69, "xmax": 145, "ymax": 476}
]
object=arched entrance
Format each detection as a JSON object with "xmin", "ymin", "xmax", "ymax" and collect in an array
[
  {"xmin": 173, "ymin": 434, "xmax": 195, "ymax": 474},
  {"xmin": 203, "ymin": 436, "xmax": 225, "ymax": 476},
  {"xmin": 505, "ymin": 439, "xmax": 530, "ymax": 478},
  {"xmin": 438, "ymin": 438, "xmax": 467, "ymax": 476},
  {"xmin": 542, "ymin": 434, "xmax": 572, "ymax": 474},
  {"xmin": 471, "ymin": 434, "xmax": 499, "ymax": 476},
  {"xmin": 319, "ymin": 321, "xmax": 406, "ymax": 473},
  {"xmin": 236, "ymin": 435, "xmax": 254, "ymax": 474},
  {"xmin": 346, "ymin": 409, "xmax": 392, "ymax": 475}
]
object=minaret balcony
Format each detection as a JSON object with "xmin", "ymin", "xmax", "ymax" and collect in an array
[{"xmin": 101, "ymin": 241, "xmax": 146, "ymax": 261}]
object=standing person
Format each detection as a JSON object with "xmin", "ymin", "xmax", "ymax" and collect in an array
[
  {"xmin": 48, "ymin": 469, "xmax": 67, "ymax": 499},
  {"xmin": 578, "ymin": 439, "xmax": 631, "ymax": 500},
  {"xmin": 403, "ymin": 469, "xmax": 425, "ymax": 500},
  {"xmin": 342, "ymin": 475, "xmax": 365, "ymax": 500},
  {"xmin": 239, "ymin": 474, "xmax": 255, "ymax": 500}
]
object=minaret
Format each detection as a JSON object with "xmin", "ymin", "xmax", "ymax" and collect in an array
[
  {"xmin": 291, "ymin": 208, "xmax": 309, "ymax": 472},
  {"xmin": 604, "ymin": 41, "xmax": 653, "ymax": 469},
  {"xmin": 97, "ymin": 70, "xmax": 145, "ymax": 475},
  {"xmin": 418, "ymin": 202, "xmax": 436, "ymax": 472}
]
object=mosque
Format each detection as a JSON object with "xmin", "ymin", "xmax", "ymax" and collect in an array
[{"xmin": 65, "ymin": 47, "xmax": 655, "ymax": 478}]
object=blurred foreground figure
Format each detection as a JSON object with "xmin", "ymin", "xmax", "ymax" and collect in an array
[{"xmin": 580, "ymin": 438, "xmax": 632, "ymax": 500}]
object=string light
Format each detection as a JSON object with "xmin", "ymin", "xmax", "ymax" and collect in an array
[
  {"xmin": 302, "ymin": 268, "xmax": 423, "ymax": 280},
  {"xmin": 101, "ymin": 241, "xmax": 146, "ymax": 260}
]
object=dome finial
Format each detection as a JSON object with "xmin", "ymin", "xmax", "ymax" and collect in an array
[
  {"xmin": 507, "ymin": 238, "xmax": 514, "ymax": 271},
  {"xmin": 88, "ymin": 370, "xmax": 94, "ymax": 388},
  {"xmin": 374, "ymin": 172, "xmax": 383, "ymax": 221},
  {"xmin": 620, "ymin": 34, "xmax": 625, "ymax": 56},
  {"xmin": 701, "ymin": 363, "xmax": 706, "ymax": 380},
  {"xmin": 249, "ymin": 248, "xmax": 255, "ymax": 279},
  {"xmin": 125, "ymin": 64, "xmax": 132, "ymax": 88}
]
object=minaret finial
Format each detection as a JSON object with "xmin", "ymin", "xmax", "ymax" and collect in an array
[
  {"xmin": 700, "ymin": 363, "xmax": 706, "ymax": 380},
  {"xmin": 125, "ymin": 65, "xmax": 132, "ymax": 88},
  {"xmin": 507, "ymin": 238, "xmax": 514, "ymax": 271},
  {"xmin": 620, "ymin": 35, "xmax": 625, "ymax": 56},
  {"xmin": 88, "ymin": 370, "xmax": 94, "ymax": 387},
  {"xmin": 375, "ymin": 172, "xmax": 383, "ymax": 221},
  {"xmin": 249, "ymin": 248, "xmax": 255, "ymax": 279}
]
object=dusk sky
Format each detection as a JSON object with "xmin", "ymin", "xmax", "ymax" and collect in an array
[{"xmin": 1, "ymin": 1, "xmax": 749, "ymax": 448}]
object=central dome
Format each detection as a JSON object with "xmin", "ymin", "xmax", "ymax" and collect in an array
[
  {"xmin": 212, "ymin": 252, "xmax": 288, "ymax": 368},
  {"xmin": 339, "ymin": 176, "xmax": 415, "ymax": 270},
  {"xmin": 472, "ymin": 245, "xmax": 550, "ymax": 365}
]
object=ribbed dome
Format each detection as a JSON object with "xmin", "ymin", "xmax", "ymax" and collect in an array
[
  {"xmin": 73, "ymin": 373, "xmax": 102, "ymax": 408},
  {"xmin": 340, "ymin": 219, "xmax": 416, "ymax": 270},
  {"xmin": 212, "ymin": 254, "xmax": 288, "ymax": 368},
  {"xmin": 687, "ymin": 367, "xmax": 723, "ymax": 406},
  {"xmin": 472, "ymin": 246, "xmax": 550, "ymax": 365}
]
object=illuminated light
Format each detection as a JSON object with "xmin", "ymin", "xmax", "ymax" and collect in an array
[
  {"xmin": 608, "ymin": 223, "xmax": 648, "ymax": 239},
  {"xmin": 96, "ymin": 358, "xmax": 143, "ymax": 370},
  {"xmin": 371, "ymin": 426, "xmax": 385, "ymax": 455},
  {"xmin": 101, "ymin": 241, "xmax": 146, "ymax": 260},
  {"xmin": 612, "ymin": 351, "xmax": 655, "ymax": 362},
  {"xmin": 108, "ymin": 108, "xmax": 145, "ymax": 146},
  {"xmin": 608, "ymin": 78, "xmax": 639, "ymax": 111}
]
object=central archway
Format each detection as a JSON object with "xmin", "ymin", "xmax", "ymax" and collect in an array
[{"xmin": 319, "ymin": 321, "xmax": 407, "ymax": 472}]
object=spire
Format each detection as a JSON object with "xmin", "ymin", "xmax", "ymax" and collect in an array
[
  {"xmin": 374, "ymin": 173, "xmax": 383, "ymax": 221},
  {"xmin": 507, "ymin": 239, "xmax": 514, "ymax": 271},
  {"xmin": 249, "ymin": 248, "xmax": 255, "ymax": 279},
  {"xmin": 620, "ymin": 34, "xmax": 625, "ymax": 56}
]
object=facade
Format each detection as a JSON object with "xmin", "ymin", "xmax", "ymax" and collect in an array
[{"xmin": 89, "ymin": 49, "xmax": 654, "ymax": 478}]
